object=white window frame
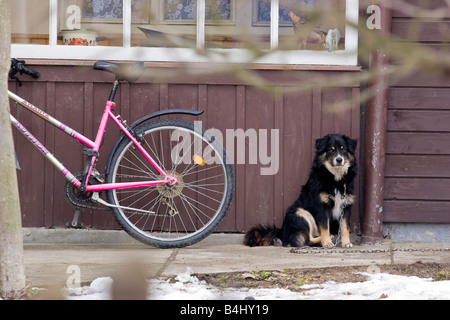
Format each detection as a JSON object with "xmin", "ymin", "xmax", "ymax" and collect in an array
[{"xmin": 11, "ymin": 0, "xmax": 359, "ymax": 66}]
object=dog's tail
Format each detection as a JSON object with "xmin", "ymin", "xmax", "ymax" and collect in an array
[
  {"xmin": 281, "ymin": 208, "xmax": 322, "ymax": 247},
  {"xmin": 296, "ymin": 209, "xmax": 322, "ymax": 245},
  {"xmin": 243, "ymin": 224, "xmax": 282, "ymax": 247}
]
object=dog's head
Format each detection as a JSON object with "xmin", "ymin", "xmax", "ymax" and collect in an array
[{"xmin": 314, "ymin": 134, "xmax": 357, "ymax": 180}]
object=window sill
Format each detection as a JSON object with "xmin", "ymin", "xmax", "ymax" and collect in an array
[{"xmin": 23, "ymin": 59, "xmax": 362, "ymax": 72}]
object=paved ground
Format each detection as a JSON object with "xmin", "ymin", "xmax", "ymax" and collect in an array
[{"xmin": 22, "ymin": 228, "xmax": 450, "ymax": 287}]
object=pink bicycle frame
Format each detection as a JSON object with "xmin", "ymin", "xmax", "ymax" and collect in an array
[{"xmin": 9, "ymin": 90, "xmax": 174, "ymax": 192}]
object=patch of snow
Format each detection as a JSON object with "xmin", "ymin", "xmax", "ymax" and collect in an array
[
  {"xmin": 148, "ymin": 277, "xmax": 298, "ymax": 300},
  {"xmin": 300, "ymin": 272, "xmax": 450, "ymax": 300},
  {"xmin": 64, "ymin": 268, "xmax": 450, "ymax": 300},
  {"xmin": 66, "ymin": 277, "xmax": 113, "ymax": 300}
]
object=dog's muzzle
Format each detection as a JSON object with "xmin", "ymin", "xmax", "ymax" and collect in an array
[{"xmin": 333, "ymin": 155, "xmax": 345, "ymax": 166}]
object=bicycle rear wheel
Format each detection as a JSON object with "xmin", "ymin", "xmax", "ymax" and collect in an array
[{"xmin": 106, "ymin": 119, "xmax": 234, "ymax": 248}]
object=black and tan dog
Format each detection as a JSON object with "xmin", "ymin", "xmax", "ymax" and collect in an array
[{"xmin": 244, "ymin": 134, "xmax": 357, "ymax": 248}]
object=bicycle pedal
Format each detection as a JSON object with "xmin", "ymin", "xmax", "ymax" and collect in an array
[
  {"xmin": 82, "ymin": 148, "xmax": 99, "ymax": 157},
  {"xmin": 67, "ymin": 221, "xmax": 84, "ymax": 229},
  {"xmin": 92, "ymin": 169, "xmax": 105, "ymax": 183}
]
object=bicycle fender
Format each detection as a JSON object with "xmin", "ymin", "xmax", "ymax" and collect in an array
[
  {"xmin": 129, "ymin": 109, "xmax": 204, "ymax": 131},
  {"xmin": 104, "ymin": 109, "xmax": 204, "ymax": 175}
]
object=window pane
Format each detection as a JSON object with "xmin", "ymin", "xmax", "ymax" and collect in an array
[
  {"xmin": 58, "ymin": 0, "xmax": 123, "ymax": 47},
  {"xmin": 132, "ymin": 0, "xmax": 197, "ymax": 48},
  {"xmin": 11, "ymin": 0, "xmax": 50, "ymax": 45},
  {"xmin": 278, "ymin": 0, "xmax": 346, "ymax": 51},
  {"xmin": 205, "ymin": 1, "xmax": 270, "ymax": 50}
]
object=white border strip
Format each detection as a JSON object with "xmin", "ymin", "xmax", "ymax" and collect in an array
[
  {"xmin": 123, "ymin": 0, "xmax": 132, "ymax": 48},
  {"xmin": 197, "ymin": 0, "xmax": 206, "ymax": 49},
  {"xmin": 270, "ymin": 0, "xmax": 279, "ymax": 50}
]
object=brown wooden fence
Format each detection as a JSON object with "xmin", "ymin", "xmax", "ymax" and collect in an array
[
  {"xmin": 10, "ymin": 65, "xmax": 362, "ymax": 232},
  {"xmin": 383, "ymin": 1, "xmax": 450, "ymax": 224}
]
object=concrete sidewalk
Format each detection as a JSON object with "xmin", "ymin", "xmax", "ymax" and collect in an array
[{"xmin": 22, "ymin": 228, "xmax": 450, "ymax": 287}]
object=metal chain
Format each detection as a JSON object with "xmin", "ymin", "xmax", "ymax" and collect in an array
[
  {"xmin": 291, "ymin": 210, "xmax": 450, "ymax": 254},
  {"xmin": 64, "ymin": 173, "xmax": 174, "ymax": 217},
  {"xmin": 66, "ymin": 195, "xmax": 176, "ymax": 218},
  {"xmin": 73, "ymin": 198, "xmax": 174, "ymax": 218},
  {"xmin": 320, "ymin": 212, "xmax": 344, "ymax": 249},
  {"xmin": 63, "ymin": 172, "xmax": 108, "ymax": 211},
  {"xmin": 330, "ymin": 212, "xmax": 344, "ymax": 248},
  {"xmin": 290, "ymin": 246, "xmax": 450, "ymax": 255}
]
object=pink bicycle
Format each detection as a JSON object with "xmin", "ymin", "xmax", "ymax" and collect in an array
[{"xmin": 8, "ymin": 59, "xmax": 234, "ymax": 248}]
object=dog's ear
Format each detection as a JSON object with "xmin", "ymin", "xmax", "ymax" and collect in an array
[
  {"xmin": 344, "ymin": 136, "xmax": 357, "ymax": 153},
  {"xmin": 315, "ymin": 136, "xmax": 329, "ymax": 154}
]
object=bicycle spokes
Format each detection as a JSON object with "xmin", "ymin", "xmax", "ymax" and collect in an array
[{"xmin": 106, "ymin": 120, "xmax": 234, "ymax": 248}]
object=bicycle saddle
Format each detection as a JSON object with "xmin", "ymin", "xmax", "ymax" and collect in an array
[{"xmin": 94, "ymin": 61, "xmax": 144, "ymax": 83}]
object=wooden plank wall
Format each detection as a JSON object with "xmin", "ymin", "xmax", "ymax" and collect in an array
[
  {"xmin": 384, "ymin": 0, "xmax": 450, "ymax": 223},
  {"xmin": 9, "ymin": 66, "xmax": 361, "ymax": 232}
]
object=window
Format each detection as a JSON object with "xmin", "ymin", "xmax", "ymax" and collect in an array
[
  {"xmin": 58, "ymin": 0, "xmax": 124, "ymax": 47},
  {"xmin": 11, "ymin": 0, "xmax": 50, "ymax": 45},
  {"xmin": 11, "ymin": 0, "xmax": 359, "ymax": 65}
]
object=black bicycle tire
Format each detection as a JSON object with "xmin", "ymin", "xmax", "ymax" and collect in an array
[{"xmin": 106, "ymin": 119, "xmax": 234, "ymax": 248}]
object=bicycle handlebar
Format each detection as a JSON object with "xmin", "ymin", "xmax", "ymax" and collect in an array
[{"xmin": 9, "ymin": 58, "xmax": 40, "ymax": 86}]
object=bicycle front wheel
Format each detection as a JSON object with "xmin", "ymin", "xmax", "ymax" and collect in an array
[{"xmin": 106, "ymin": 119, "xmax": 234, "ymax": 248}]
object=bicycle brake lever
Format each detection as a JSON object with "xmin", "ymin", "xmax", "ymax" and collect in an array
[{"xmin": 9, "ymin": 74, "xmax": 23, "ymax": 87}]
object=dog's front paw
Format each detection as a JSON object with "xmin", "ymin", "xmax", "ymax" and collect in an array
[
  {"xmin": 342, "ymin": 241, "xmax": 353, "ymax": 248},
  {"xmin": 321, "ymin": 239, "xmax": 334, "ymax": 248}
]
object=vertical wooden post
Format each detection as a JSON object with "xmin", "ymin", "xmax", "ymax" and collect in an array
[
  {"xmin": 0, "ymin": 0, "xmax": 27, "ymax": 299},
  {"xmin": 362, "ymin": 1, "xmax": 392, "ymax": 244}
]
